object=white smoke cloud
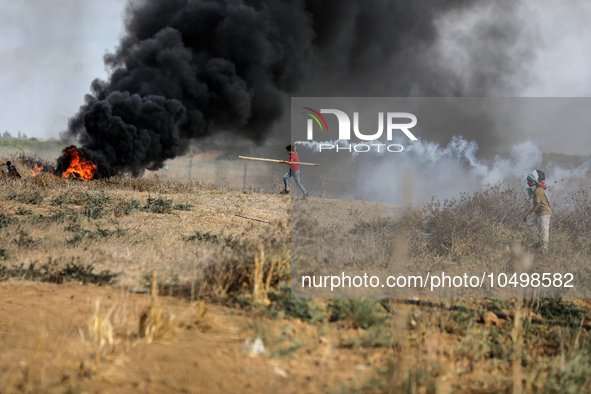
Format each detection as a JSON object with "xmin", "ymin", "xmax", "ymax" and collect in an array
[{"xmin": 296, "ymin": 136, "xmax": 590, "ymax": 204}]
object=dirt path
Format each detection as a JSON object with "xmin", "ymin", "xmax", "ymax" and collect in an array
[{"xmin": 0, "ymin": 281, "xmax": 387, "ymax": 393}]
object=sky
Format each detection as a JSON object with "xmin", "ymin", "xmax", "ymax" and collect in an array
[
  {"xmin": 1, "ymin": 0, "xmax": 591, "ymax": 154},
  {"xmin": 0, "ymin": 0, "xmax": 126, "ymax": 139}
]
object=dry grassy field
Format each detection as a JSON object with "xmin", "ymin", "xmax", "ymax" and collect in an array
[{"xmin": 1, "ymin": 153, "xmax": 591, "ymax": 393}]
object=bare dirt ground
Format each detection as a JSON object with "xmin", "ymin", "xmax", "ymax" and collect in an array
[{"xmin": 0, "ymin": 281, "xmax": 398, "ymax": 393}]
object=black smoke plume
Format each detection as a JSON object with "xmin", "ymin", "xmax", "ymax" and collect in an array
[{"xmin": 62, "ymin": 0, "xmax": 532, "ymax": 178}]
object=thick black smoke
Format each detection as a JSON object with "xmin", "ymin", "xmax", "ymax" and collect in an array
[{"xmin": 62, "ymin": 0, "xmax": 531, "ymax": 177}]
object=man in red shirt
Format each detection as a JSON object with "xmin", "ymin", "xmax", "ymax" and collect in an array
[{"xmin": 280, "ymin": 145, "xmax": 309, "ymax": 198}]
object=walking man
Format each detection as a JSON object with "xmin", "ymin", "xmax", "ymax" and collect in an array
[
  {"xmin": 524, "ymin": 170, "xmax": 551, "ymax": 252},
  {"xmin": 280, "ymin": 145, "xmax": 309, "ymax": 198}
]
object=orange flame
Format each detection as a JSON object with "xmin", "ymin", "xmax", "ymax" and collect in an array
[
  {"xmin": 31, "ymin": 163, "xmax": 44, "ymax": 176},
  {"xmin": 61, "ymin": 146, "xmax": 97, "ymax": 181}
]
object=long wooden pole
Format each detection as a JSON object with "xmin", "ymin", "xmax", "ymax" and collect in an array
[{"xmin": 238, "ymin": 156, "xmax": 320, "ymax": 166}]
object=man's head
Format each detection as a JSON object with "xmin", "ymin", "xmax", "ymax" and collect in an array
[
  {"xmin": 527, "ymin": 169, "xmax": 546, "ymax": 186},
  {"xmin": 285, "ymin": 145, "xmax": 294, "ymax": 155},
  {"xmin": 6, "ymin": 161, "xmax": 11, "ymax": 167}
]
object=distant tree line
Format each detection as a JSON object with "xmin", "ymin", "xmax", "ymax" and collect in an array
[{"xmin": 1, "ymin": 131, "xmax": 28, "ymax": 139}]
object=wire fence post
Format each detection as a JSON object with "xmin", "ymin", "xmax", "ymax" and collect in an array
[
  {"xmin": 215, "ymin": 160, "xmax": 220, "ymax": 186},
  {"xmin": 188, "ymin": 157, "xmax": 192, "ymax": 182},
  {"xmin": 271, "ymin": 164, "xmax": 275, "ymax": 192},
  {"xmin": 243, "ymin": 160, "xmax": 248, "ymax": 189}
]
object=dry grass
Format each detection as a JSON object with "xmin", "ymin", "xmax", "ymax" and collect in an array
[
  {"xmin": 3, "ymin": 152, "xmax": 591, "ymax": 392},
  {"xmin": 286, "ymin": 181, "xmax": 591, "ymax": 391},
  {"xmin": 138, "ymin": 271, "xmax": 171, "ymax": 343},
  {"xmin": 292, "ymin": 182, "xmax": 591, "ymax": 297},
  {"xmin": 0, "ymin": 167, "xmax": 290, "ymax": 294}
]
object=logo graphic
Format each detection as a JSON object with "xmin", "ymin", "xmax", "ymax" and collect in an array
[
  {"xmin": 302, "ymin": 107, "xmax": 329, "ymax": 132},
  {"xmin": 302, "ymin": 108, "xmax": 418, "ymax": 153}
]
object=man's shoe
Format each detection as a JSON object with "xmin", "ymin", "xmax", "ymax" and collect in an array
[
  {"xmin": 280, "ymin": 189, "xmax": 290, "ymax": 194},
  {"xmin": 303, "ymin": 192, "xmax": 309, "ymax": 199}
]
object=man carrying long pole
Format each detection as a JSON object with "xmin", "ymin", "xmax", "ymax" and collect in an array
[{"xmin": 279, "ymin": 145, "xmax": 309, "ymax": 198}]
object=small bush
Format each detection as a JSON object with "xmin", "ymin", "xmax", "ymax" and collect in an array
[
  {"xmin": 94, "ymin": 226, "xmax": 127, "ymax": 238},
  {"xmin": 84, "ymin": 191, "xmax": 111, "ymax": 206},
  {"xmin": 47, "ymin": 210, "xmax": 71, "ymax": 223},
  {"xmin": 81, "ymin": 191, "xmax": 110, "ymax": 219},
  {"xmin": 82, "ymin": 205, "xmax": 103, "ymax": 220},
  {"xmin": 173, "ymin": 203, "xmax": 193, "ymax": 211},
  {"xmin": 534, "ymin": 298, "xmax": 587, "ymax": 324},
  {"xmin": 66, "ymin": 233, "xmax": 85, "ymax": 247},
  {"xmin": 51, "ymin": 193, "xmax": 71, "ymax": 207},
  {"xmin": 183, "ymin": 231, "xmax": 234, "ymax": 246},
  {"xmin": 456, "ymin": 326, "xmax": 509, "ymax": 364},
  {"xmin": 199, "ymin": 224, "xmax": 290, "ymax": 299},
  {"xmin": 15, "ymin": 207, "xmax": 32, "ymax": 215},
  {"xmin": 6, "ymin": 191, "xmax": 44, "ymax": 205},
  {"xmin": 64, "ymin": 223, "xmax": 88, "ymax": 233},
  {"xmin": 327, "ymin": 299, "xmax": 388, "ymax": 329},
  {"xmin": 113, "ymin": 198, "xmax": 142, "ymax": 216},
  {"xmin": 268, "ymin": 284, "xmax": 326, "ymax": 322},
  {"xmin": 542, "ymin": 352, "xmax": 591, "ymax": 393},
  {"xmin": 553, "ymin": 189, "xmax": 591, "ymax": 237},
  {"xmin": 443, "ymin": 307, "xmax": 477, "ymax": 335},
  {"xmin": 14, "ymin": 231, "xmax": 35, "ymax": 248},
  {"xmin": 144, "ymin": 197, "xmax": 173, "ymax": 214},
  {"xmin": 0, "ymin": 262, "xmax": 43, "ymax": 281},
  {"xmin": 56, "ymin": 261, "xmax": 117, "ymax": 285},
  {"xmin": 383, "ymin": 183, "xmax": 534, "ymax": 266},
  {"xmin": 0, "ymin": 213, "xmax": 12, "ymax": 228},
  {"xmin": 0, "ymin": 259, "xmax": 116, "ymax": 285}
]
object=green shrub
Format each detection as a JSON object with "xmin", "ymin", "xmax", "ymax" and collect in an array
[
  {"xmin": 327, "ymin": 299, "xmax": 388, "ymax": 329},
  {"xmin": 174, "ymin": 203, "xmax": 193, "ymax": 211},
  {"xmin": 144, "ymin": 197, "xmax": 173, "ymax": 213},
  {"xmin": 268, "ymin": 284, "xmax": 326, "ymax": 323},
  {"xmin": 15, "ymin": 207, "xmax": 32, "ymax": 215},
  {"xmin": 542, "ymin": 352, "xmax": 591, "ymax": 393},
  {"xmin": 6, "ymin": 191, "xmax": 44, "ymax": 205},
  {"xmin": 443, "ymin": 307, "xmax": 477, "ymax": 335},
  {"xmin": 14, "ymin": 230, "xmax": 35, "ymax": 248},
  {"xmin": 182, "ymin": 231, "xmax": 234, "ymax": 246},
  {"xmin": 81, "ymin": 191, "xmax": 110, "ymax": 219},
  {"xmin": 0, "ymin": 213, "xmax": 12, "ymax": 228},
  {"xmin": 534, "ymin": 298, "xmax": 587, "ymax": 324},
  {"xmin": 0, "ymin": 259, "xmax": 116, "ymax": 285}
]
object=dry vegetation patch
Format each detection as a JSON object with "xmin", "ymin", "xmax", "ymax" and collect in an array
[{"xmin": 2, "ymin": 153, "xmax": 591, "ymax": 392}]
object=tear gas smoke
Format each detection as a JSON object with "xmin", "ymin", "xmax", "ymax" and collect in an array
[{"xmin": 295, "ymin": 137, "xmax": 591, "ymax": 204}]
